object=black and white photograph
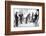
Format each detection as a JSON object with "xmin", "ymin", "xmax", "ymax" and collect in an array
[
  {"xmin": 5, "ymin": 1, "xmax": 45, "ymax": 35},
  {"xmin": 11, "ymin": 5, "xmax": 42, "ymax": 31},
  {"xmin": 14, "ymin": 8, "xmax": 39, "ymax": 27}
]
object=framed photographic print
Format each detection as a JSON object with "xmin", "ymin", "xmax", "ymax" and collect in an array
[{"xmin": 5, "ymin": 1, "xmax": 45, "ymax": 35}]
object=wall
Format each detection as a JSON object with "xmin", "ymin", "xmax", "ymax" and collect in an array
[{"xmin": 0, "ymin": 0, "xmax": 46, "ymax": 36}]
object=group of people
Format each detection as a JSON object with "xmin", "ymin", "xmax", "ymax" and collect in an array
[
  {"xmin": 14, "ymin": 9, "xmax": 39, "ymax": 27},
  {"xmin": 14, "ymin": 12, "xmax": 23, "ymax": 27}
]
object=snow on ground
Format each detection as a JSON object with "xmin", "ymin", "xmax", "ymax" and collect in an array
[{"xmin": 18, "ymin": 22, "xmax": 35, "ymax": 27}]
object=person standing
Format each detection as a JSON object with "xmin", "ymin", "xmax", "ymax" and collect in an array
[
  {"xmin": 19, "ymin": 13, "xmax": 23, "ymax": 24},
  {"xmin": 14, "ymin": 12, "xmax": 18, "ymax": 27},
  {"xmin": 26, "ymin": 13, "xmax": 30, "ymax": 24}
]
